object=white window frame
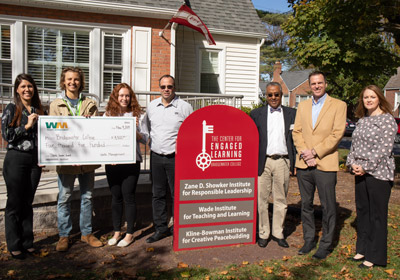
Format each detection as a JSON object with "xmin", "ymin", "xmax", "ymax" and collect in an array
[
  {"xmin": 196, "ymin": 46, "xmax": 226, "ymax": 94},
  {"xmin": 295, "ymin": 94, "xmax": 311, "ymax": 107},
  {"xmin": 394, "ymin": 91, "xmax": 400, "ymax": 116},
  {"xmin": 0, "ymin": 15, "xmax": 131, "ymax": 102},
  {"xmin": 100, "ymin": 30, "xmax": 131, "ymax": 102},
  {"xmin": 0, "ymin": 23, "xmax": 12, "ymax": 88}
]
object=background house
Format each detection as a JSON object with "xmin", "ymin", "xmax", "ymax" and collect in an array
[
  {"xmin": 272, "ymin": 61, "xmax": 312, "ymax": 108},
  {"xmin": 384, "ymin": 67, "xmax": 400, "ymax": 117},
  {"xmin": 0, "ymin": 0, "xmax": 266, "ymax": 109}
]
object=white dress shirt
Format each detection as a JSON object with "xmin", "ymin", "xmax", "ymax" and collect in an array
[{"xmin": 266, "ymin": 105, "xmax": 288, "ymax": 156}]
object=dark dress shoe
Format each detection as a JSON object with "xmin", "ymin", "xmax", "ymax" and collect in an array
[
  {"xmin": 348, "ymin": 256, "xmax": 365, "ymax": 262},
  {"xmin": 359, "ymin": 262, "xmax": 374, "ymax": 269},
  {"xmin": 312, "ymin": 249, "xmax": 330, "ymax": 260},
  {"xmin": 298, "ymin": 241, "xmax": 316, "ymax": 255},
  {"xmin": 146, "ymin": 231, "xmax": 169, "ymax": 243},
  {"xmin": 10, "ymin": 251, "xmax": 26, "ymax": 260},
  {"xmin": 257, "ymin": 237, "xmax": 269, "ymax": 248},
  {"xmin": 271, "ymin": 236, "xmax": 289, "ymax": 248}
]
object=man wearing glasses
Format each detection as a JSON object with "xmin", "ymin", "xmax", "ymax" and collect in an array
[
  {"xmin": 250, "ymin": 82, "xmax": 296, "ymax": 249},
  {"xmin": 142, "ymin": 74, "xmax": 193, "ymax": 243}
]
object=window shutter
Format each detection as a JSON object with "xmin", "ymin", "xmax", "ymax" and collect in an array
[{"xmin": 0, "ymin": 25, "xmax": 12, "ymax": 97}]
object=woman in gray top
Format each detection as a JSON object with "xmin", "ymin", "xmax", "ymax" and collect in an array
[{"xmin": 346, "ymin": 85, "xmax": 397, "ymax": 268}]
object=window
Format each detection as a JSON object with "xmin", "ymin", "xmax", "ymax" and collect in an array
[
  {"xmin": 27, "ymin": 26, "xmax": 90, "ymax": 94},
  {"xmin": 0, "ymin": 19, "xmax": 130, "ymax": 103},
  {"xmin": 0, "ymin": 24, "xmax": 12, "ymax": 98},
  {"xmin": 200, "ymin": 49, "xmax": 220, "ymax": 93},
  {"xmin": 282, "ymin": 94, "xmax": 289, "ymax": 106},
  {"xmin": 295, "ymin": 94, "xmax": 312, "ymax": 107},
  {"xmin": 103, "ymin": 33, "xmax": 123, "ymax": 99},
  {"xmin": 394, "ymin": 91, "xmax": 400, "ymax": 116}
]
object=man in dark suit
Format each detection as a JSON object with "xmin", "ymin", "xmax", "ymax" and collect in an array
[{"xmin": 250, "ymin": 82, "xmax": 296, "ymax": 248}]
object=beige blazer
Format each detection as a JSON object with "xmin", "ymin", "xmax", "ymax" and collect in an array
[{"xmin": 292, "ymin": 94, "xmax": 347, "ymax": 171}]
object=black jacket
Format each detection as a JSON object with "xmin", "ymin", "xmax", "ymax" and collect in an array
[{"xmin": 250, "ymin": 105, "xmax": 297, "ymax": 176}]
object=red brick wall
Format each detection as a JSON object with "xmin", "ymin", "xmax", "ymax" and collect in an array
[
  {"xmin": 0, "ymin": 4, "xmax": 171, "ymax": 93},
  {"xmin": 386, "ymin": 89, "xmax": 399, "ymax": 117}
]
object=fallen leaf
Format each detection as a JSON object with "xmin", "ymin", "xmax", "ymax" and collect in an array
[
  {"xmin": 391, "ymin": 225, "xmax": 398, "ymax": 229},
  {"xmin": 7, "ymin": 270, "xmax": 16, "ymax": 277},
  {"xmin": 264, "ymin": 266, "xmax": 273, "ymax": 273},
  {"xmin": 151, "ymin": 272, "xmax": 160, "ymax": 277},
  {"xmin": 242, "ymin": 261, "xmax": 249, "ymax": 265},
  {"xmin": 204, "ymin": 276, "xmax": 210, "ymax": 280},
  {"xmin": 282, "ymin": 256, "xmax": 291, "ymax": 261},
  {"xmin": 111, "ymin": 254, "xmax": 117, "ymax": 260},
  {"xmin": 340, "ymin": 266, "xmax": 348, "ymax": 273},
  {"xmin": 230, "ymin": 267, "xmax": 238, "ymax": 271},
  {"xmin": 38, "ymin": 249, "xmax": 49, "ymax": 258},
  {"xmin": 279, "ymin": 271, "xmax": 292, "ymax": 277},
  {"xmin": 146, "ymin": 247, "xmax": 154, "ymax": 252},
  {"xmin": 219, "ymin": 270, "xmax": 229, "ymax": 275},
  {"xmin": 180, "ymin": 271, "xmax": 190, "ymax": 278},
  {"xmin": 177, "ymin": 262, "xmax": 189, "ymax": 268},
  {"xmin": 384, "ymin": 269, "xmax": 395, "ymax": 275}
]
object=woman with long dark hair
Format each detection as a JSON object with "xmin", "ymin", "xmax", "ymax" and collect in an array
[
  {"xmin": 347, "ymin": 85, "xmax": 396, "ymax": 268},
  {"xmin": 1, "ymin": 74, "xmax": 45, "ymax": 259},
  {"xmin": 104, "ymin": 83, "xmax": 146, "ymax": 247}
]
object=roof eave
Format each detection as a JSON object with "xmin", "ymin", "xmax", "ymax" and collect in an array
[
  {"xmin": 0, "ymin": 0, "xmax": 177, "ymax": 19},
  {"xmin": 209, "ymin": 28, "xmax": 267, "ymax": 39}
]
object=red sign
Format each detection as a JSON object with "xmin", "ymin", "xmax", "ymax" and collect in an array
[{"xmin": 173, "ymin": 105, "xmax": 259, "ymax": 251}]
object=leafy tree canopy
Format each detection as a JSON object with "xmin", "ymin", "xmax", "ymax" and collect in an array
[
  {"xmin": 282, "ymin": 0, "xmax": 400, "ymax": 107},
  {"xmin": 257, "ymin": 10, "xmax": 297, "ymax": 80}
]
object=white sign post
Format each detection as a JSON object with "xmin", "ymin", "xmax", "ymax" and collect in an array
[{"xmin": 38, "ymin": 116, "xmax": 136, "ymax": 165}]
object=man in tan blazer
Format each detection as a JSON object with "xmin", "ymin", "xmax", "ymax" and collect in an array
[{"xmin": 292, "ymin": 71, "xmax": 346, "ymax": 260}]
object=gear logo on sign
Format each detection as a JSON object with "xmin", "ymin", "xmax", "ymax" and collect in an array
[{"xmin": 196, "ymin": 120, "xmax": 214, "ymax": 171}]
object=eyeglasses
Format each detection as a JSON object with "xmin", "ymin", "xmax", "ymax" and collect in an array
[
  {"xmin": 267, "ymin": 93, "xmax": 280, "ymax": 97},
  {"xmin": 160, "ymin": 85, "xmax": 174, "ymax": 90}
]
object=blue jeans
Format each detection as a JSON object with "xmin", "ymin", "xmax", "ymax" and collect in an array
[{"xmin": 57, "ymin": 172, "xmax": 94, "ymax": 237}]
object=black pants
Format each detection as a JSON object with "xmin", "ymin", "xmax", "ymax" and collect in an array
[
  {"xmin": 106, "ymin": 163, "xmax": 140, "ymax": 234},
  {"xmin": 355, "ymin": 174, "xmax": 392, "ymax": 266},
  {"xmin": 151, "ymin": 152, "xmax": 175, "ymax": 233},
  {"xmin": 297, "ymin": 168, "xmax": 337, "ymax": 250},
  {"xmin": 3, "ymin": 149, "xmax": 42, "ymax": 252}
]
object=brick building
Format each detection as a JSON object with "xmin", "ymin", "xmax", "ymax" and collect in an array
[
  {"xmin": 271, "ymin": 61, "xmax": 313, "ymax": 108},
  {"xmin": 0, "ymin": 0, "xmax": 266, "ymax": 108},
  {"xmin": 384, "ymin": 67, "xmax": 400, "ymax": 117}
]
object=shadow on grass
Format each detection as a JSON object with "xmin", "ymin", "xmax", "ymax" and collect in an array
[{"xmin": 285, "ymin": 202, "xmax": 353, "ymax": 251}]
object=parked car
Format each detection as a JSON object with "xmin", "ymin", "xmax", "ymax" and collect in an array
[
  {"xmin": 345, "ymin": 119, "xmax": 356, "ymax": 136},
  {"xmin": 394, "ymin": 118, "xmax": 400, "ymax": 143}
]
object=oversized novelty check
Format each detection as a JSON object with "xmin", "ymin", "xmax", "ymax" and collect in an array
[{"xmin": 38, "ymin": 116, "xmax": 136, "ymax": 165}]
